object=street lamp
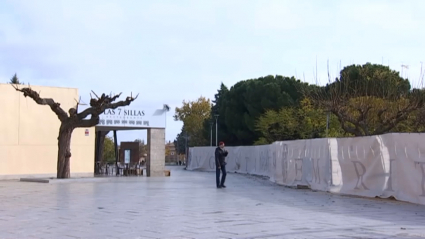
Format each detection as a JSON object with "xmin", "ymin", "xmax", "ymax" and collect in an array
[
  {"xmin": 182, "ymin": 132, "xmax": 191, "ymax": 169},
  {"xmin": 214, "ymin": 114, "xmax": 219, "ymax": 146},
  {"xmin": 209, "ymin": 121, "xmax": 214, "ymax": 147}
]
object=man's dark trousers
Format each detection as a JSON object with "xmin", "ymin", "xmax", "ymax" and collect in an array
[{"xmin": 216, "ymin": 164, "xmax": 227, "ymax": 187}]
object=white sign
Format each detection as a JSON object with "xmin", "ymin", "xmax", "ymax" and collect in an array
[
  {"xmin": 124, "ymin": 150, "xmax": 131, "ymax": 164},
  {"xmin": 85, "ymin": 129, "xmax": 89, "ymax": 136},
  {"xmin": 187, "ymin": 133, "xmax": 425, "ymax": 206},
  {"xmin": 97, "ymin": 107, "xmax": 166, "ymax": 128}
]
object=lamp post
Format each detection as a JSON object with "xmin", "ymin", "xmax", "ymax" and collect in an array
[
  {"xmin": 210, "ymin": 121, "xmax": 213, "ymax": 146},
  {"xmin": 183, "ymin": 132, "xmax": 190, "ymax": 169},
  {"xmin": 214, "ymin": 114, "xmax": 219, "ymax": 146}
]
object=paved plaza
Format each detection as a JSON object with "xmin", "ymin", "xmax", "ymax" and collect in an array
[{"xmin": 0, "ymin": 168, "xmax": 425, "ymax": 239}]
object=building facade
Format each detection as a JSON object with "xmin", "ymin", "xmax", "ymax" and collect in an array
[
  {"xmin": 0, "ymin": 83, "xmax": 95, "ymax": 179},
  {"xmin": 119, "ymin": 141, "xmax": 140, "ymax": 165}
]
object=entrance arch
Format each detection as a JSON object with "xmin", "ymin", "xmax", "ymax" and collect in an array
[{"xmin": 94, "ymin": 106, "xmax": 167, "ymax": 177}]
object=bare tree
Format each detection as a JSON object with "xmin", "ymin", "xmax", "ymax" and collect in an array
[{"xmin": 13, "ymin": 85, "xmax": 138, "ymax": 178}]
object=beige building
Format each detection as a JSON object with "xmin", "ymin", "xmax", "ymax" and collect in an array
[{"xmin": 0, "ymin": 83, "xmax": 94, "ymax": 179}]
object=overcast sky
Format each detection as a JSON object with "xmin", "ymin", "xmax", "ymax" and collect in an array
[{"xmin": 1, "ymin": 0, "xmax": 424, "ymax": 143}]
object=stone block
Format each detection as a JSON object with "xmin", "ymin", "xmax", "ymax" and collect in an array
[{"xmin": 147, "ymin": 128, "xmax": 165, "ymax": 177}]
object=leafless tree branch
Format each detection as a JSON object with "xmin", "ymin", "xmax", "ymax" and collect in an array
[
  {"xmin": 77, "ymin": 91, "xmax": 138, "ymax": 121},
  {"xmin": 12, "ymin": 84, "xmax": 68, "ymax": 121}
]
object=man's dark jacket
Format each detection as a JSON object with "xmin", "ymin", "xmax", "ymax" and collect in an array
[{"xmin": 215, "ymin": 147, "xmax": 228, "ymax": 167}]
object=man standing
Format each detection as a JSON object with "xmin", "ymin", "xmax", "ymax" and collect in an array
[{"xmin": 215, "ymin": 141, "xmax": 228, "ymax": 188}]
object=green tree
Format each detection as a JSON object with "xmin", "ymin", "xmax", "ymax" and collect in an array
[
  {"xmin": 202, "ymin": 63, "xmax": 424, "ymax": 145},
  {"xmin": 103, "ymin": 136, "xmax": 116, "ymax": 164},
  {"xmin": 174, "ymin": 126, "xmax": 189, "ymax": 154},
  {"xmin": 255, "ymin": 98, "xmax": 344, "ymax": 144},
  {"xmin": 296, "ymin": 98, "xmax": 344, "ymax": 139},
  {"xmin": 401, "ymin": 105, "xmax": 425, "ymax": 133},
  {"xmin": 201, "ymin": 114, "xmax": 214, "ymax": 146},
  {"xmin": 9, "ymin": 73, "xmax": 23, "ymax": 84},
  {"xmin": 201, "ymin": 83, "xmax": 235, "ymax": 146},
  {"xmin": 334, "ymin": 63, "xmax": 410, "ymax": 98},
  {"xmin": 255, "ymin": 107, "xmax": 299, "ymax": 144},
  {"xmin": 174, "ymin": 96, "xmax": 211, "ymax": 146},
  {"xmin": 311, "ymin": 63, "xmax": 424, "ymax": 136},
  {"xmin": 210, "ymin": 76, "xmax": 310, "ymax": 145}
]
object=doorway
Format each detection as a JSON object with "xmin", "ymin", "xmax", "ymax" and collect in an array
[{"xmin": 93, "ymin": 127, "xmax": 148, "ymax": 177}]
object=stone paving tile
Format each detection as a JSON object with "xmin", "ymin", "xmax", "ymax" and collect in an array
[{"xmin": 0, "ymin": 167, "xmax": 425, "ymax": 238}]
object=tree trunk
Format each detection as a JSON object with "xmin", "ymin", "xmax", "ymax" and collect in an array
[
  {"xmin": 57, "ymin": 124, "xmax": 74, "ymax": 178},
  {"xmin": 97, "ymin": 131, "xmax": 109, "ymax": 163}
]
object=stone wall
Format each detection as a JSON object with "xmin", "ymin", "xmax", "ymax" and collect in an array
[{"xmin": 147, "ymin": 128, "xmax": 165, "ymax": 176}]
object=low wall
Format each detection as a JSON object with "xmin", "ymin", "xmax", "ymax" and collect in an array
[{"xmin": 187, "ymin": 133, "xmax": 425, "ymax": 205}]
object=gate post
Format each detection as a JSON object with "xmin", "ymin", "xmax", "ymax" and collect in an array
[{"xmin": 147, "ymin": 128, "xmax": 165, "ymax": 177}]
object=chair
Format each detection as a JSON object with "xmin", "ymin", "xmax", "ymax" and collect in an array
[{"xmin": 117, "ymin": 162, "xmax": 125, "ymax": 176}]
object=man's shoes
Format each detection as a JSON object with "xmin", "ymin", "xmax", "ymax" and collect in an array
[
  {"xmin": 221, "ymin": 185, "xmax": 226, "ymax": 188},
  {"xmin": 217, "ymin": 186, "xmax": 222, "ymax": 188}
]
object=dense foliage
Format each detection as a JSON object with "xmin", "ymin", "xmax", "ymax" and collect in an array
[
  {"xmin": 175, "ymin": 63, "xmax": 425, "ymax": 146},
  {"xmin": 9, "ymin": 73, "xmax": 24, "ymax": 84},
  {"xmin": 173, "ymin": 97, "xmax": 211, "ymax": 150},
  {"xmin": 312, "ymin": 63, "xmax": 425, "ymax": 136},
  {"xmin": 103, "ymin": 136, "xmax": 116, "ymax": 164}
]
